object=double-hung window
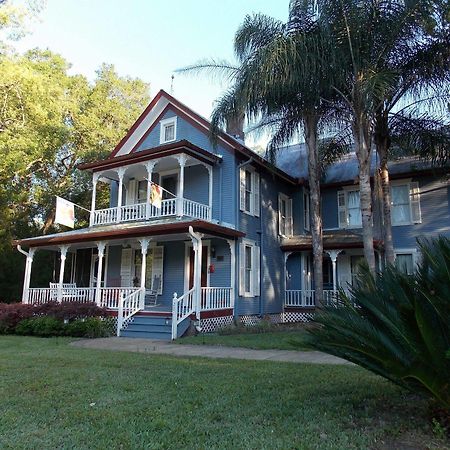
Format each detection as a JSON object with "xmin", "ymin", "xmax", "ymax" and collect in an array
[
  {"xmin": 391, "ymin": 181, "xmax": 421, "ymax": 225},
  {"xmin": 395, "ymin": 250, "xmax": 418, "ymax": 275},
  {"xmin": 338, "ymin": 189, "xmax": 362, "ymax": 228},
  {"xmin": 159, "ymin": 117, "xmax": 177, "ymax": 144},
  {"xmin": 239, "ymin": 239, "xmax": 261, "ymax": 297},
  {"xmin": 278, "ymin": 193, "xmax": 293, "ymax": 237},
  {"xmin": 239, "ymin": 167, "xmax": 260, "ymax": 217}
]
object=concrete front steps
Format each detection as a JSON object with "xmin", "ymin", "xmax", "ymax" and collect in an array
[{"xmin": 120, "ymin": 313, "xmax": 190, "ymax": 340}]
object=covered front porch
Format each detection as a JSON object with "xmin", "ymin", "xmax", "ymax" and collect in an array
[
  {"xmin": 17, "ymin": 220, "xmax": 242, "ymax": 338},
  {"xmin": 282, "ymin": 231, "xmax": 383, "ymax": 308}
]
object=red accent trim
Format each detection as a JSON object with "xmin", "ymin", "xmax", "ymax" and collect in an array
[
  {"xmin": 129, "ymin": 104, "xmax": 172, "ymax": 154},
  {"xmin": 109, "ymin": 91, "xmax": 164, "ymax": 158},
  {"xmin": 15, "ymin": 220, "xmax": 245, "ymax": 248},
  {"xmin": 199, "ymin": 309, "xmax": 233, "ymax": 319},
  {"xmin": 285, "ymin": 307, "xmax": 316, "ymax": 313}
]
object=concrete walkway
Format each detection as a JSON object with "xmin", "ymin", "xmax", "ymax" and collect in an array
[{"xmin": 71, "ymin": 337, "xmax": 349, "ymax": 365}]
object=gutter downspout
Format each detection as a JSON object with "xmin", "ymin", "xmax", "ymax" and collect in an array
[
  {"xmin": 235, "ymin": 158, "xmax": 253, "ymax": 321},
  {"xmin": 188, "ymin": 226, "xmax": 202, "ymax": 323}
]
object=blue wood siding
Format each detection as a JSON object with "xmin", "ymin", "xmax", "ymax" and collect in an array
[
  {"xmin": 322, "ymin": 188, "xmax": 340, "ymax": 230},
  {"xmin": 209, "ymin": 238, "xmax": 231, "ymax": 288},
  {"xmin": 184, "ymin": 165, "xmax": 209, "ymax": 205},
  {"xmin": 391, "ymin": 176, "xmax": 450, "ymax": 249}
]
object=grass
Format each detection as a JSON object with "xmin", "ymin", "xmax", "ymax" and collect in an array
[
  {"xmin": 178, "ymin": 329, "xmax": 311, "ymax": 350},
  {"xmin": 0, "ymin": 336, "xmax": 448, "ymax": 450}
]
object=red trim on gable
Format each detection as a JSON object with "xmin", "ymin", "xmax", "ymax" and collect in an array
[
  {"xmin": 109, "ymin": 90, "xmax": 165, "ymax": 158},
  {"xmin": 130, "ymin": 104, "xmax": 173, "ymax": 154}
]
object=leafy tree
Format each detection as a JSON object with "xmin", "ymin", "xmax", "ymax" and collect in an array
[
  {"xmin": 305, "ymin": 236, "xmax": 450, "ymax": 409},
  {"xmin": 0, "ymin": 49, "xmax": 150, "ymax": 301}
]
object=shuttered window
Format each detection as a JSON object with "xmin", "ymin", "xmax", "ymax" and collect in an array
[
  {"xmin": 337, "ymin": 189, "xmax": 362, "ymax": 229},
  {"xmin": 303, "ymin": 190, "xmax": 310, "ymax": 231},
  {"xmin": 239, "ymin": 167, "xmax": 260, "ymax": 217},
  {"xmin": 278, "ymin": 193, "xmax": 293, "ymax": 237},
  {"xmin": 391, "ymin": 181, "xmax": 421, "ymax": 225},
  {"xmin": 239, "ymin": 240, "xmax": 261, "ymax": 297}
]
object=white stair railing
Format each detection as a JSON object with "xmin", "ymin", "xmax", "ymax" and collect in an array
[
  {"xmin": 116, "ymin": 287, "xmax": 145, "ymax": 336},
  {"xmin": 171, "ymin": 287, "xmax": 195, "ymax": 340}
]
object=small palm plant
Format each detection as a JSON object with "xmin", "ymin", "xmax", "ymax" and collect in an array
[{"xmin": 304, "ymin": 236, "xmax": 450, "ymax": 409}]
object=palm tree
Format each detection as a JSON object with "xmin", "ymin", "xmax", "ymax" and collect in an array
[
  {"xmin": 179, "ymin": 1, "xmax": 337, "ymax": 304},
  {"xmin": 321, "ymin": 0, "xmax": 449, "ymax": 272}
]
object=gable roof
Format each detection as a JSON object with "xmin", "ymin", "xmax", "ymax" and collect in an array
[{"xmin": 106, "ymin": 89, "xmax": 298, "ymax": 185}]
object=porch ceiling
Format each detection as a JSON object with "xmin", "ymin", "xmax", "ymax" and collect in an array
[
  {"xmin": 281, "ymin": 230, "xmax": 383, "ymax": 251},
  {"xmin": 15, "ymin": 219, "xmax": 245, "ymax": 249}
]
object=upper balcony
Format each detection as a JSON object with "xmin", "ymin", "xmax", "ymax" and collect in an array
[{"xmin": 80, "ymin": 140, "xmax": 221, "ymax": 227}]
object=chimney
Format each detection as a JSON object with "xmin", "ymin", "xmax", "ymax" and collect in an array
[{"xmin": 226, "ymin": 112, "xmax": 245, "ymax": 143}]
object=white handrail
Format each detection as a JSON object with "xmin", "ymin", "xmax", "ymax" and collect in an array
[
  {"xmin": 171, "ymin": 287, "xmax": 195, "ymax": 340},
  {"xmin": 117, "ymin": 287, "xmax": 145, "ymax": 336}
]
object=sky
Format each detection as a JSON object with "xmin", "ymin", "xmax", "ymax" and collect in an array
[{"xmin": 14, "ymin": 0, "xmax": 289, "ymax": 135}]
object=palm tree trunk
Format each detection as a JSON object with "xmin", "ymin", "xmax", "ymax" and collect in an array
[
  {"xmin": 374, "ymin": 112, "xmax": 395, "ymax": 265},
  {"xmin": 304, "ymin": 114, "xmax": 324, "ymax": 306},
  {"xmin": 353, "ymin": 120, "xmax": 376, "ymax": 274}
]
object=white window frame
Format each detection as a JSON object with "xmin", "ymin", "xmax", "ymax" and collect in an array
[
  {"xmin": 394, "ymin": 248, "xmax": 420, "ymax": 275},
  {"xmin": 303, "ymin": 189, "xmax": 310, "ymax": 231},
  {"xmin": 239, "ymin": 239, "xmax": 260, "ymax": 297},
  {"xmin": 338, "ymin": 187, "xmax": 362, "ymax": 229},
  {"xmin": 278, "ymin": 193, "xmax": 293, "ymax": 237},
  {"xmin": 239, "ymin": 166, "xmax": 260, "ymax": 217},
  {"xmin": 390, "ymin": 180, "xmax": 422, "ymax": 226},
  {"xmin": 159, "ymin": 117, "xmax": 177, "ymax": 144}
]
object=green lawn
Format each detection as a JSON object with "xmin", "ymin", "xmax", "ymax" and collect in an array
[
  {"xmin": 179, "ymin": 330, "xmax": 311, "ymax": 350},
  {"xmin": 0, "ymin": 336, "xmax": 447, "ymax": 450}
]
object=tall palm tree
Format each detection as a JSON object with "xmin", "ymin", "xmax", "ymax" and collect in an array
[
  {"xmin": 322, "ymin": 0, "xmax": 449, "ymax": 272},
  {"xmin": 179, "ymin": 1, "xmax": 337, "ymax": 304}
]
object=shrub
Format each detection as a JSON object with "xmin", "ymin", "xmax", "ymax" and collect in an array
[
  {"xmin": 65, "ymin": 317, "xmax": 114, "ymax": 338},
  {"xmin": 16, "ymin": 317, "xmax": 64, "ymax": 337},
  {"xmin": 0, "ymin": 303, "xmax": 34, "ymax": 334},
  {"xmin": 35, "ymin": 301, "xmax": 109, "ymax": 321},
  {"xmin": 304, "ymin": 236, "xmax": 450, "ymax": 409}
]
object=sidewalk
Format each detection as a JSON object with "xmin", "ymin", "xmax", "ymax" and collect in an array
[{"xmin": 71, "ymin": 337, "xmax": 350, "ymax": 365}]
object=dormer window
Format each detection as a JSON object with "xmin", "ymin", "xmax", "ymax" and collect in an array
[{"xmin": 160, "ymin": 117, "xmax": 177, "ymax": 144}]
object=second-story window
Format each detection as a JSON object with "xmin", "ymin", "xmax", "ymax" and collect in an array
[
  {"xmin": 391, "ymin": 181, "xmax": 421, "ymax": 225},
  {"xmin": 239, "ymin": 167, "xmax": 260, "ymax": 217},
  {"xmin": 278, "ymin": 193, "xmax": 293, "ymax": 237},
  {"xmin": 338, "ymin": 189, "xmax": 362, "ymax": 229},
  {"xmin": 160, "ymin": 117, "xmax": 177, "ymax": 144}
]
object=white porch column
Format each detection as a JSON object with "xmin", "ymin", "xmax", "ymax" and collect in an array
[
  {"xmin": 207, "ymin": 165, "xmax": 213, "ymax": 220},
  {"xmin": 176, "ymin": 154, "xmax": 187, "ymax": 216},
  {"xmin": 57, "ymin": 245, "xmax": 70, "ymax": 302},
  {"xmin": 283, "ymin": 251, "xmax": 293, "ymax": 310},
  {"xmin": 145, "ymin": 161, "xmax": 156, "ymax": 219},
  {"xmin": 22, "ymin": 248, "xmax": 35, "ymax": 303},
  {"xmin": 89, "ymin": 173, "xmax": 99, "ymax": 226},
  {"xmin": 188, "ymin": 226, "xmax": 203, "ymax": 321},
  {"xmin": 116, "ymin": 168, "xmax": 125, "ymax": 223},
  {"xmin": 138, "ymin": 239, "xmax": 150, "ymax": 308},
  {"xmin": 325, "ymin": 250, "xmax": 342, "ymax": 292},
  {"xmin": 226, "ymin": 240, "xmax": 236, "ymax": 311},
  {"xmin": 95, "ymin": 241, "xmax": 106, "ymax": 306}
]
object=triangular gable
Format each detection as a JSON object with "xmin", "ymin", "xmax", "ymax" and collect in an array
[{"xmin": 110, "ymin": 89, "xmax": 237, "ymax": 158}]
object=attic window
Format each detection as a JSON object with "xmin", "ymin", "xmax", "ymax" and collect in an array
[{"xmin": 160, "ymin": 117, "xmax": 177, "ymax": 144}]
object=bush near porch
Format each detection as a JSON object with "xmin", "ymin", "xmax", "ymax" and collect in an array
[{"xmin": 0, "ymin": 302, "xmax": 113, "ymax": 337}]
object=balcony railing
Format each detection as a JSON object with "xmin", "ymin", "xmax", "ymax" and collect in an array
[{"xmin": 91, "ymin": 198, "xmax": 211, "ymax": 226}]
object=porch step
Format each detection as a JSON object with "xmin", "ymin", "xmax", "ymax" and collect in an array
[{"xmin": 120, "ymin": 313, "xmax": 175, "ymax": 340}]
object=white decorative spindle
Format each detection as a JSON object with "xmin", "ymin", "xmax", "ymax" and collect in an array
[
  {"xmin": 116, "ymin": 168, "xmax": 125, "ymax": 223},
  {"xmin": 95, "ymin": 242, "xmax": 106, "ymax": 306},
  {"xmin": 57, "ymin": 245, "xmax": 69, "ymax": 302}
]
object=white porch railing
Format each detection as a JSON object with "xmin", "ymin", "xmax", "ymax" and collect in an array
[
  {"xmin": 116, "ymin": 287, "xmax": 145, "ymax": 336},
  {"xmin": 26, "ymin": 287, "xmax": 141, "ymax": 309},
  {"xmin": 201, "ymin": 287, "xmax": 232, "ymax": 310},
  {"xmin": 171, "ymin": 287, "xmax": 195, "ymax": 340},
  {"xmin": 183, "ymin": 198, "xmax": 211, "ymax": 221},
  {"xmin": 91, "ymin": 197, "xmax": 211, "ymax": 226},
  {"xmin": 284, "ymin": 289, "xmax": 350, "ymax": 307}
]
